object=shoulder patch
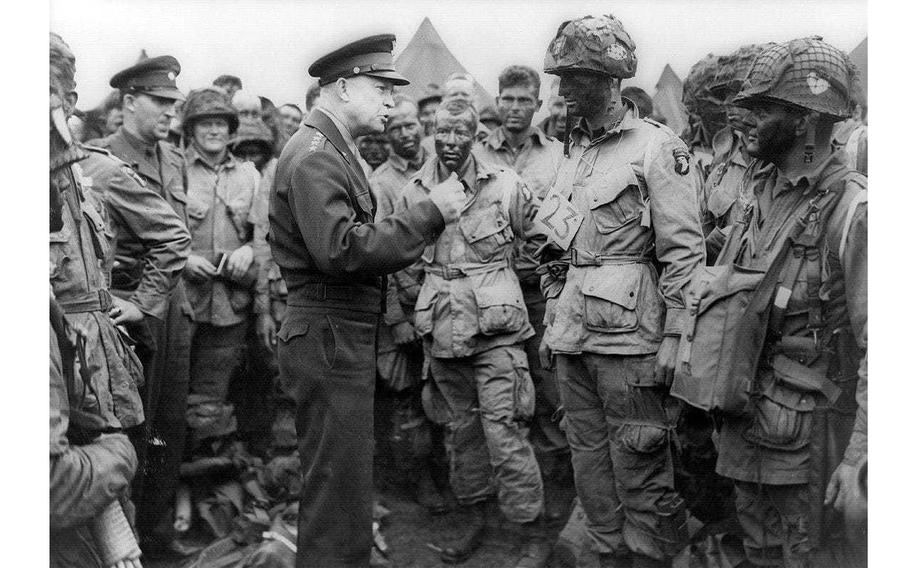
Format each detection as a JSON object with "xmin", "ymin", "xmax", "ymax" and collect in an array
[
  {"xmin": 121, "ymin": 164, "xmax": 148, "ymax": 187},
  {"xmin": 672, "ymin": 147, "xmax": 691, "ymax": 175},
  {"xmin": 309, "ymin": 132, "xmax": 326, "ymax": 153}
]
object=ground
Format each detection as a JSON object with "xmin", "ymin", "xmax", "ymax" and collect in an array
[{"xmin": 146, "ymin": 463, "xmax": 577, "ymax": 568}]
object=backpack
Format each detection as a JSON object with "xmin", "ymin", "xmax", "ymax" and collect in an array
[{"xmin": 671, "ymin": 165, "xmax": 865, "ymax": 415}]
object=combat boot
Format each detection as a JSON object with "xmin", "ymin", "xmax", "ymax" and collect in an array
[
  {"xmin": 513, "ymin": 518, "xmax": 553, "ymax": 568},
  {"xmin": 439, "ymin": 501, "xmax": 490, "ymax": 564},
  {"xmin": 415, "ymin": 468, "xmax": 447, "ymax": 515}
]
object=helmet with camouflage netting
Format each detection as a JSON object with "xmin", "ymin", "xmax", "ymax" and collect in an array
[
  {"xmin": 182, "ymin": 87, "xmax": 239, "ymax": 138},
  {"xmin": 733, "ymin": 36, "xmax": 857, "ymax": 119},
  {"xmin": 683, "ymin": 53, "xmax": 722, "ymax": 115},
  {"xmin": 708, "ymin": 43, "xmax": 772, "ymax": 103},
  {"xmin": 543, "ymin": 15, "xmax": 637, "ymax": 79}
]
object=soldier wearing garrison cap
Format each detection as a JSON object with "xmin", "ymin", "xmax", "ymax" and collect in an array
[
  {"xmin": 268, "ymin": 33, "xmax": 466, "ymax": 567},
  {"xmin": 89, "ymin": 53, "xmax": 195, "ymax": 555}
]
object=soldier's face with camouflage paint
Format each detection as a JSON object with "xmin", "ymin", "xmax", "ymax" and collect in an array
[
  {"xmin": 744, "ymin": 102, "xmax": 802, "ymax": 161},
  {"xmin": 386, "ymin": 101, "xmax": 422, "ymax": 160},
  {"xmin": 434, "ymin": 109, "xmax": 475, "ymax": 172},
  {"xmin": 558, "ymin": 71, "xmax": 614, "ymax": 120}
]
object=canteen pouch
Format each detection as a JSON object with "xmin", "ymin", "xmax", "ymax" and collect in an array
[{"xmin": 671, "ymin": 264, "xmax": 766, "ymax": 414}]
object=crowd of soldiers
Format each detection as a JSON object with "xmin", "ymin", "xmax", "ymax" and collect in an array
[{"xmin": 50, "ymin": 12, "xmax": 867, "ymax": 568}]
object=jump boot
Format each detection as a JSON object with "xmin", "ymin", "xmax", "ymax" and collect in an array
[
  {"xmin": 514, "ymin": 516, "xmax": 554, "ymax": 568},
  {"xmin": 440, "ymin": 500, "xmax": 491, "ymax": 564}
]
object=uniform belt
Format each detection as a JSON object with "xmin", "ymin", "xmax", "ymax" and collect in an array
[
  {"xmin": 424, "ymin": 260, "xmax": 509, "ymax": 280},
  {"xmin": 56, "ymin": 289, "xmax": 114, "ymax": 314},
  {"xmin": 569, "ymin": 248, "xmax": 651, "ymax": 267},
  {"xmin": 287, "ymin": 282, "xmax": 379, "ymax": 304}
]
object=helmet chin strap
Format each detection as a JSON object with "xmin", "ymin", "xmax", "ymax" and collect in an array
[{"xmin": 803, "ymin": 118, "xmax": 816, "ymax": 164}]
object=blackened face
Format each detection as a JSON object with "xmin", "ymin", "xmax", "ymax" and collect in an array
[
  {"xmin": 744, "ymin": 103, "xmax": 801, "ymax": 161},
  {"xmin": 558, "ymin": 71, "xmax": 613, "ymax": 119},
  {"xmin": 434, "ymin": 110, "xmax": 474, "ymax": 172},
  {"xmin": 386, "ymin": 102, "xmax": 421, "ymax": 160},
  {"xmin": 232, "ymin": 141, "xmax": 269, "ymax": 171},
  {"xmin": 357, "ymin": 136, "xmax": 389, "ymax": 169}
]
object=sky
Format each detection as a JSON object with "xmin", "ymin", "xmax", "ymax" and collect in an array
[{"xmin": 51, "ymin": 0, "xmax": 867, "ymax": 111}]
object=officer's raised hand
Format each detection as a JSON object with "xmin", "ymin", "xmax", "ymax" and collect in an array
[{"xmin": 428, "ymin": 172, "xmax": 467, "ymax": 223}]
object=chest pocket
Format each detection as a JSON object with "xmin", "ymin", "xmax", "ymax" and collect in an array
[
  {"xmin": 184, "ymin": 194, "xmax": 211, "ymax": 232},
  {"xmin": 587, "ymin": 165, "xmax": 646, "ymax": 234},
  {"xmin": 459, "ymin": 204, "xmax": 514, "ymax": 262}
]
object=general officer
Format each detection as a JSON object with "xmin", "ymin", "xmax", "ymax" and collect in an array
[
  {"xmin": 89, "ymin": 54, "xmax": 194, "ymax": 554},
  {"xmin": 267, "ymin": 34, "xmax": 466, "ymax": 568},
  {"xmin": 539, "ymin": 15, "xmax": 705, "ymax": 568}
]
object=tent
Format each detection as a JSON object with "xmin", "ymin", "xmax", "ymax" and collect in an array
[
  {"xmin": 849, "ymin": 37, "xmax": 868, "ymax": 105},
  {"xmin": 650, "ymin": 64, "xmax": 688, "ymax": 134},
  {"xmin": 394, "ymin": 17, "xmax": 496, "ymax": 110}
]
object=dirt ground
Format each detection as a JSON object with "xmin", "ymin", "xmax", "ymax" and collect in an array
[{"xmin": 145, "ymin": 461, "xmax": 577, "ymax": 568}]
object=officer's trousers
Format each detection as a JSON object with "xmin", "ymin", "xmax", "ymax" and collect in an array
[
  {"xmin": 556, "ymin": 352, "xmax": 686, "ymax": 561},
  {"xmin": 124, "ymin": 281, "xmax": 192, "ymax": 546},
  {"xmin": 277, "ymin": 306, "xmax": 380, "ymax": 568},
  {"xmin": 430, "ymin": 344, "xmax": 544, "ymax": 523}
]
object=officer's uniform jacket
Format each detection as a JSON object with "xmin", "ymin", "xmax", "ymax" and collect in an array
[
  {"xmin": 184, "ymin": 146, "xmax": 258, "ymax": 326},
  {"xmin": 90, "ymin": 128, "xmax": 190, "ymax": 225},
  {"xmin": 370, "ymin": 148, "xmax": 428, "ymax": 328},
  {"xmin": 543, "ymin": 103, "xmax": 705, "ymax": 356},
  {"xmin": 715, "ymin": 150, "xmax": 868, "ymax": 484},
  {"xmin": 79, "ymin": 146, "xmax": 191, "ymax": 320},
  {"xmin": 268, "ymin": 107, "xmax": 444, "ymax": 315},
  {"xmin": 475, "ymin": 126, "xmax": 563, "ymax": 282},
  {"xmin": 50, "ymin": 147, "xmax": 145, "ymax": 429},
  {"xmin": 398, "ymin": 153, "xmax": 542, "ymax": 359},
  {"xmin": 703, "ymin": 128, "xmax": 754, "ymax": 260}
]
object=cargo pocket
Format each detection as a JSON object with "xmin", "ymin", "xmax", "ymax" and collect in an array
[
  {"xmin": 581, "ymin": 266, "xmax": 640, "ymax": 333},
  {"xmin": 413, "ymin": 286, "xmax": 438, "ymax": 337},
  {"xmin": 474, "ymin": 282, "xmax": 527, "ymax": 335},
  {"xmin": 460, "ymin": 204, "xmax": 514, "ymax": 262},
  {"xmin": 587, "ymin": 165, "xmax": 643, "ymax": 234},
  {"xmin": 744, "ymin": 378, "xmax": 816, "ymax": 450}
]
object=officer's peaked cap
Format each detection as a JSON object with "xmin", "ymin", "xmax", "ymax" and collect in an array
[
  {"xmin": 309, "ymin": 34, "xmax": 409, "ymax": 87},
  {"xmin": 111, "ymin": 55, "xmax": 185, "ymax": 101}
]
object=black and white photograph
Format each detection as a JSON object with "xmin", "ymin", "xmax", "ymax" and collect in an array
[{"xmin": 41, "ymin": 1, "xmax": 874, "ymax": 566}]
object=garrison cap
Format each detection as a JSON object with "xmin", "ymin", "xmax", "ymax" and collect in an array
[
  {"xmin": 308, "ymin": 34, "xmax": 409, "ymax": 87},
  {"xmin": 110, "ymin": 55, "xmax": 185, "ymax": 101}
]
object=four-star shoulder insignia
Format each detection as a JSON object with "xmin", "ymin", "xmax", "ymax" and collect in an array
[{"xmin": 309, "ymin": 132, "xmax": 326, "ymax": 152}]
